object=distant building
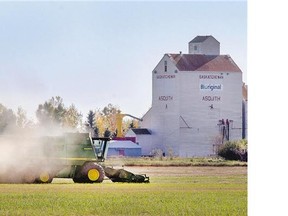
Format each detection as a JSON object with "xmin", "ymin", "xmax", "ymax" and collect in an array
[
  {"xmin": 107, "ymin": 140, "xmax": 141, "ymax": 157},
  {"xmin": 127, "ymin": 35, "xmax": 247, "ymax": 157},
  {"xmin": 125, "ymin": 128, "xmax": 152, "ymax": 156}
]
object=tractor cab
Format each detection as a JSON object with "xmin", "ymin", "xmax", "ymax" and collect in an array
[{"xmin": 91, "ymin": 137, "xmax": 110, "ymax": 161}]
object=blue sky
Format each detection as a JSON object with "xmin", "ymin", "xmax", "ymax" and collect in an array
[{"xmin": 0, "ymin": 1, "xmax": 247, "ymax": 120}]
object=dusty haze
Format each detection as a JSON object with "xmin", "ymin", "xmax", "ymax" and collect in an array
[{"xmin": 0, "ymin": 125, "xmax": 78, "ymax": 183}]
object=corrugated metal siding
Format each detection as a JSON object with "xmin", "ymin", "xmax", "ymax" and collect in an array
[
  {"xmin": 107, "ymin": 148, "xmax": 141, "ymax": 157},
  {"xmin": 125, "ymin": 128, "xmax": 153, "ymax": 156},
  {"xmin": 137, "ymin": 135, "xmax": 153, "ymax": 156},
  {"xmin": 107, "ymin": 141, "xmax": 141, "ymax": 157},
  {"xmin": 178, "ymin": 71, "xmax": 242, "ymax": 156}
]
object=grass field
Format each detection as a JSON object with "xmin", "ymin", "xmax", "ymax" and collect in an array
[
  {"xmin": 105, "ymin": 156, "xmax": 248, "ymax": 167},
  {"xmin": 0, "ymin": 166, "xmax": 247, "ymax": 216}
]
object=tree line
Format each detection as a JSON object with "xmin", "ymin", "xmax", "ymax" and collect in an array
[{"xmin": 0, "ymin": 96, "xmax": 139, "ymax": 137}]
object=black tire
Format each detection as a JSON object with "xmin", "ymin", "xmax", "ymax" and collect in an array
[{"xmin": 73, "ymin": 162, "xmax": 105, "ymax": 183}]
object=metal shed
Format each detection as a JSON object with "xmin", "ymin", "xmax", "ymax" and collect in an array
[{"xmin": 107, "ymin": 140, "xmax": 141, "ymax": 157}]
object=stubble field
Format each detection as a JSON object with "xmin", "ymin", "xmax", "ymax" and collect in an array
[{"xmin": 0, "ymin": 166, "xmax": 247, "ymax": 216}]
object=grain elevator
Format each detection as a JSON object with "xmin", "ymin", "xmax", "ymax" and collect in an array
[{"xmin": 128, "ymin": 36, "xmax": 246, "ymax": 157}]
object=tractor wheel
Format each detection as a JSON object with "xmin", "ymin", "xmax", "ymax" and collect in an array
[
  {"xmin": 34, "ymin": 171, "xmax": 53, "ymax": 183},
  {"xmin": 73, "ymin": 162, "xmax": 105, "ymax": 183}
]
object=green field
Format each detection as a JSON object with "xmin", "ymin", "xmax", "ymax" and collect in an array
[{"xmin": 0, "ymin": 166, "xmax": 247, "ymax": 216}]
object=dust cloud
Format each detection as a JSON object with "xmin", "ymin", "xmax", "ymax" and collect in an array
[{"xmin": 0, "ymin": 125, "xmax": 77, "ymax": 183}]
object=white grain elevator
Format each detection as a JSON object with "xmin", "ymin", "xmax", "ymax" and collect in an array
[{"xmin": 136, "ymin": 36, "xmax": 245, "ymax": 157}]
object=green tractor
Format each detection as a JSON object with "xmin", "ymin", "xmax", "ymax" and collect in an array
[{"xmin": 0, "ymin": 133, "xmax": 110, "ymax": 184}]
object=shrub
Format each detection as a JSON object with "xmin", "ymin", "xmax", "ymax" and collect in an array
[
  {"xmin": 150, "ymin": 148, "xmax": 164, "ymax": 160},
  {"xmin": 217, "ymin": 140, "xmax": 248, "ymax": 161}
]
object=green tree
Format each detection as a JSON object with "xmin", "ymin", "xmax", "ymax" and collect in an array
[
  {"xmin": 93, "ymin": 127, "xmax": 99, "ymax": 137},
  {"xmin": 36, "ymin": 96, "xmax": 64, "ymax": 126},
  {"xmin": 36, "ymin": 96, "xmax": 82, "ymax": 129},
  {"xmin": 104, "ymin": 128, "xmax": 111, "ymax": 138},
  {"xmin": 0, "ymin": 104, "xmax": 16, "ymax": 133},
  {"xmin": 63, "ymin": 104, "xmax": 82, "ymax": 129},
  {"xmin": 102, "ymin": 103, "xmax": 119, "ymax": 116},
  {"xmin": 16, "ymin": 107, "xmax": 35, "ymax": 129},
  {"xmin": 86, "ymin": 110, "xmax": 99, "ymax": 137},
  {"xmin": 87, "ymin": 110, "xmax": 95, "ymax": 128}
]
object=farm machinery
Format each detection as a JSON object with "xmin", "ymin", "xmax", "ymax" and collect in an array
[
  {"xmin": 104, "ymin": 167, "xmax": 149, "ymax": 183},
  {"xmin": 0, "ymin": 133, "xmax": 110, "ymax": 183},
  {"xmin": 0, "ymin": 133, "xmax": 149, "ymax": 183}
]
